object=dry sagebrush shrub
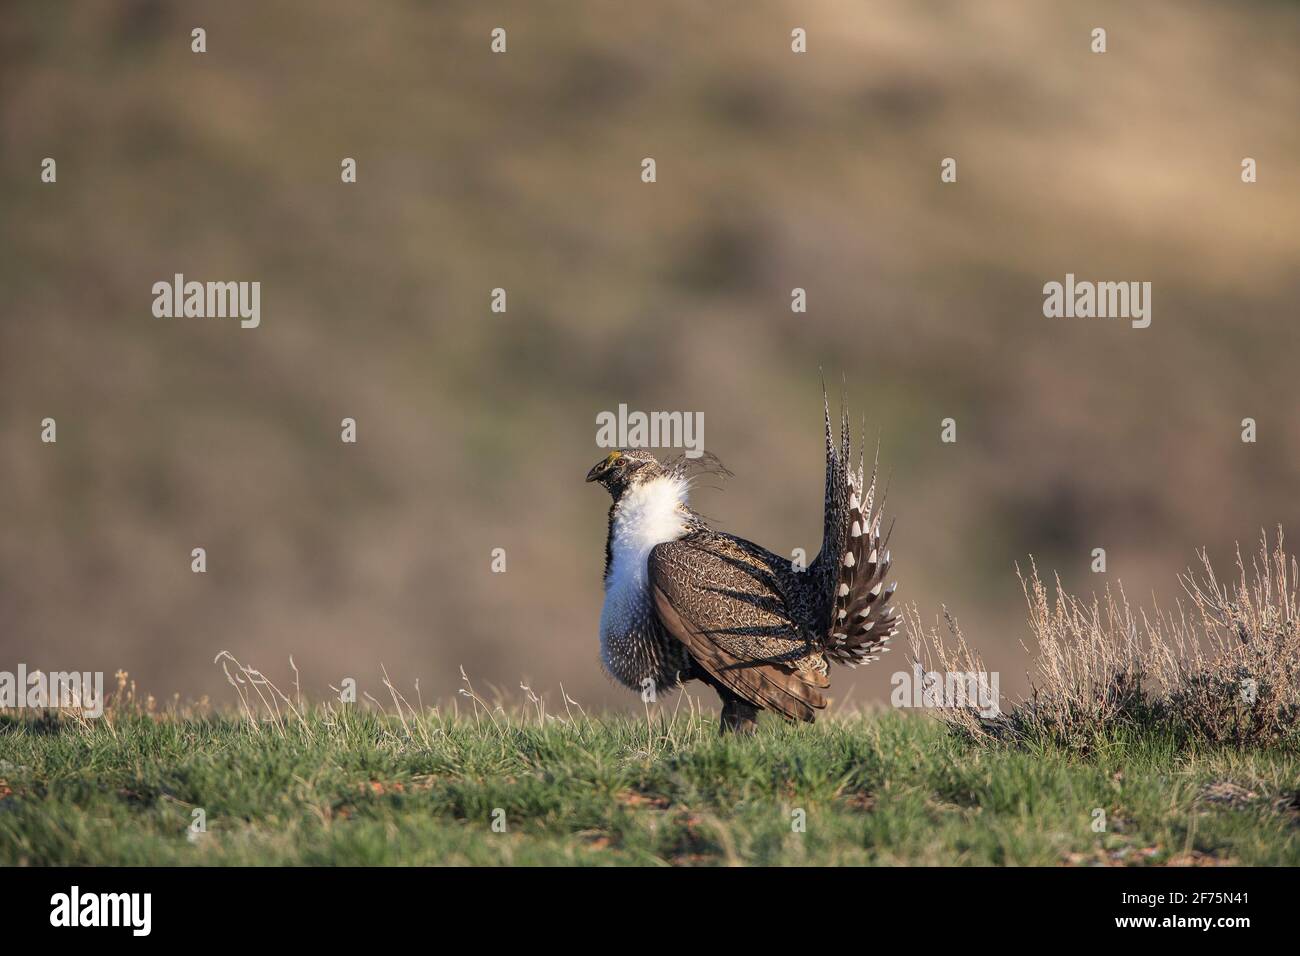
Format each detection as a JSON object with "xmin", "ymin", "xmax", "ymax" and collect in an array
[
  {"xmin": 908, "ymin": 529, "xmax": 1300, "ymax": 750},
  {"xmin": 1166, "ymin": 531, "xmax": 1300, "ymax": 745}
]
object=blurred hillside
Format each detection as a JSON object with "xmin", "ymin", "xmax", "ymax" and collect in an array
[{"xmin": 2, "ymin": 0, "xmax": 1299, "ymax": 711}]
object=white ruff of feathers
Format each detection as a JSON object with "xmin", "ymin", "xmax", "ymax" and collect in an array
[{"xmin": 599, "ymin": 473, "xmax": 691, "ymax": 670}]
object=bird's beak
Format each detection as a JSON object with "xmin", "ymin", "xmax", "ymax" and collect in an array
[{"xmin": 586, "ymin": 451, "xmax": 621, "ymax": 482}]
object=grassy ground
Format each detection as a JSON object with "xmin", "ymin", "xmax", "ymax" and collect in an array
[{"xmin": 2, "ymin": 707, "xmax": 1298, "ymax": 866}]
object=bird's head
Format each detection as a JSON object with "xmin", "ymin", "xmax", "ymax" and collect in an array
[{"xmin": 584, "ymin": 449, "xmax": 666, "ymax": 499}]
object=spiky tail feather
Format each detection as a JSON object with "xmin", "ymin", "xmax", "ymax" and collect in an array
[
  {"xmin": 810, "ymin": 385, "xmax": 850, "ymax": 605},
  {"xmin": 811, "ymin": 387, "xmax": 899, "ymax": 667},
  {"xmin": 826, "ymin": 467, "xmax": 898, "ymax": 667}
]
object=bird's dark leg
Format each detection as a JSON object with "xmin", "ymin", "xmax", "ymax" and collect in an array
[
  {"xmin": 718, "ymin": 690, "xmax": 759, "ymax": 736},
  {"xmin": 689, "ymin": 665, "xmax": 759, "ymax": 735}
]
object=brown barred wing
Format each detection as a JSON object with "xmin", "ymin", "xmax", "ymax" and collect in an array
[{"xmin": 648, "ymin": 537, "xmax": 827, "ymax": 722}]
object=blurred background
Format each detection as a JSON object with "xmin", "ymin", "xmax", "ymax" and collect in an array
[{"xmin": 2, "ymin": 0, "xmax": 1298, "ymax": 712}]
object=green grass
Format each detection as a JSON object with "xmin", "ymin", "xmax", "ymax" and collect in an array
[{"xmin": 1, "ymin": 709, "xmax": 1298, "ymax": 866}]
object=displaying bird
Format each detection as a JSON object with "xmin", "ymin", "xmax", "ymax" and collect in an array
[{"xmin": 586, "ymin": 394, "xmax": 897, "ymax": 733}]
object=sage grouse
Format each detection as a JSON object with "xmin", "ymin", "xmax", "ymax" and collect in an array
[{"xmin": 586, "ymin": 399, "xmax": 897, "ymax": 733}]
